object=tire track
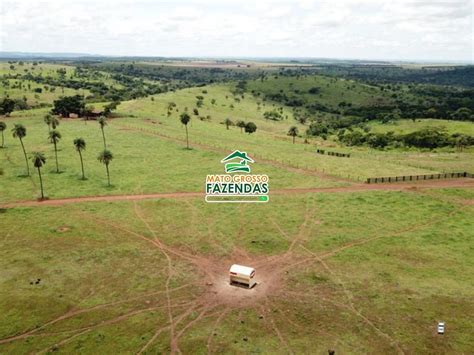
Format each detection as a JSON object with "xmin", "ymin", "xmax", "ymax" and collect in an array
[{"xmin": 133, "ymin": 201, "xmax": 177, "ymax": 353}]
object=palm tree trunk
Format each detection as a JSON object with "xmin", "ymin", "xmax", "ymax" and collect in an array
[
  {"xmin": 101, "ymin": 127, "xmax": 107, "ymax": 149},
  {"xmin": 185, "ymin": 125, "xmax": 189, "ymax": 149},
  {"xmin": 19, "ymin": 138, "xmax": 29, "ymax": 176},
  {"xmin": 54, "ymin": 142, "xmax": 59, "ymax": 173},
  {"xmin": 293, "ymin": 135, "xmax": 295, "ymax": 144},
  {"xmin": 78, "ymin": 150, "xmax": 85, "ymax": 179},
  {"xmin": 106, "ymin": 163, "xmax": 110, "ymax": 186},
  {"xmin": 37, "ymin": 167, "xmax": 44, "ymax": 199},
  {"xmin": 1, "ymin": 131, "xmax": 4, "ymax": 148}
]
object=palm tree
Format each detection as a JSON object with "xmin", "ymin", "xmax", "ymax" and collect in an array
[
  {"xmin": 48, "ymin": 130, "xmax": 62, "ymax": 173},
  {"xmin": 44, "ymin": 113, "xmax": 52, "ymax": 132},
  {"xmin": 73, "ymin": 138, "xmax": 86, "ymax": 180},
  {"xmin": 44, "ymin": 114, "xmax": 59, "ymax": 132},
  {"xmin": 51, "ymin": 116, "xmax": 60, "ymax": 130},
  {"xmin": 224, "ymin": 118, "xmax": 234, "ymax": 130},
  {"xmin": 180, "ymin": 112, "xmax": 191, "ymax": 149},
  {"xmin": 98, "ymin": 116, "xmax": 107, "ymax": 149},
  {"xmin": 98, "ymin": 149, "xmax": 113, "ymax": 186},
  {"xmin": 31, "ymin": 152, "xmax": 46, "ymax": 200},
  {"xmin": 12, "ymin": 123, "xmax": 29, "ymax": 176},
  {"xmin": 236, "ymin": 120, "xmax": 246, "ymax": 133},
  {"xmin": 0, "ymin": 121, "xmax": 6, "ymax": 148},
  {"xmin": 287, "ymin": 126, "xmax": 299, "ymax": 144}
]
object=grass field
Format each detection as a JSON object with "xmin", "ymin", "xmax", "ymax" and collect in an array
[
  {"xmin": 0, "ymin": 107, "xmax": 343, "ymax": 203},
  {"xmin": 2, "ymin": 83, "xmax": 474, "ymax": 205},
  {"xmin": 0, "ymin": 190, "xmax": 473, "ymax": 353}
]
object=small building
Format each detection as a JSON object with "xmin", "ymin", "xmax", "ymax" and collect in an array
[
  {"xmin": 229, "ymin": 264, "xmax": 256, "ymax": 288},
  {"xmin": 437, "ymin": 322, "xmax": 445, "ymax": 334}
]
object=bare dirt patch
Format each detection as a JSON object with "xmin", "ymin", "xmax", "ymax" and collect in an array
[{"xmin": 56, "ymin": 225, "xmax": 71, "ymax": 233}]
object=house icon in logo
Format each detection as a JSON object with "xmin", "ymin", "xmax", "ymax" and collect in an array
[{"xmin": 221, "ymin": 150, "xmax": 254, "ymax": 173}]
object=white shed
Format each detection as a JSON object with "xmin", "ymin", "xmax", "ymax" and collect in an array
[{"xmin": 229, "ymin": 264, "xmax": 256, "ymax": 288}]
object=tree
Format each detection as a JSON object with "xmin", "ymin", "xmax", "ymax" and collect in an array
[
  {"xmin": 51, "ymin": 116, "xmax": 60, "ymax": 129},
  {"xmin": 307, "ymin": 123, "xmax": 329, "ymax": 137},
  {"xmin": 52, "ymin": 95, "xmax": 85, "ymax": 117},
  {"xmin": 98, "ymin": 116, "xmax": 107, "ymax": 149},
  {"xmin": 104, "ymin": 101, "xmax": 120, "ymax": 117},
  {"xmin": 12, "ymin": 123, "xmax": 29, "ymax": 176},
  {"xmin": 451, "ymin": 107, "xmax": 472, "ymax": 121},
  {"xmin": 167, "ymin": 102, "xmax": 176, "ymax": 117},
  {"xmin": 0, "ymin": 97, "xmax": 15, "ymax": 116},
  {"xmin": 73, "ymin": 138, "xmax": 86, "ymax": 179},
  {"xmin": 0, "ymin": 121, "xmax": 6, "ymax": 148},
  {"xmin": 367, "ymin": 133, "xmax": 390, "ymax": 149},
  {"xmin": 98, "ymin": 149, "xmax": 113, "ymax": 186},
  {"xmin": 44, "ymin": 113, "xmax": 52, "ymax": 132},
  {"xmin": 83, "ymin": 105, "xmax": 95, "ymax": 120},
  {"xmin": 180, "ymin": 112, "xmax": 191, "ymax": 149},
  {"xmin": 245, "ymin": 122, "xmax": 257, "ymax": 134},
  {"xmin": 263, "ymin": 110, "xmax": 283, "ymax": 121},
  {"xmin": 236, "ymin": 120, "xmax": 246, "ymax": 133},
  {"xmin": 224, "ymin": 118, "xmax": 234, "ymax": 130},
  {"xmin": 287, "ymin": 126, "xmax": 299, "ymax": 144},
  {"xmin": 49, "ymin": 130, "xmax": 62, "ymax": 173},
  {"xmin": 31, "ymin": 152, "xmax": 46, "ymax": 199},
  {"xmin": 44, "ymin": 113, "xmax": 59, "ymax": 132}
]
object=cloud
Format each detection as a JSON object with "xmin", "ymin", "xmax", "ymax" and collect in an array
[{"xmin": 0, "ymin": 0, "xmax": 471, "ymax": 62}]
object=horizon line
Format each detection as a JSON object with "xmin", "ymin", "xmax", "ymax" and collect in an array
[{"xmin": 0, "ymin": 51, "xmax": 472, "ymax": 65}]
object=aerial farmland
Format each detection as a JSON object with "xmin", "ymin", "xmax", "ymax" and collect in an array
[{"xmin": 1, "ymin": 0, "xmax": 473, "ymax": 354}]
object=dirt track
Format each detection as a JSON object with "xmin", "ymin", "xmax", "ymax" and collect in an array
[{"xmin": 1, "ymin": 179, "xmax": 473, "ymax": 209}]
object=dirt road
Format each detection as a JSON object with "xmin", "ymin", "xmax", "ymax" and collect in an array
[{"xmin": 1, "ymin": 179, "xmax": 473, "ymax": 208}]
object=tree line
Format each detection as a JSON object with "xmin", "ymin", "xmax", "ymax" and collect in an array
[{"xmin": 338, "ymin": 127, "xmax": 474, "ymax": 150}]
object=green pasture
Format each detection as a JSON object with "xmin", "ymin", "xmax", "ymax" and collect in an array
[
  {"xmin": 246, "ymin": 74, "xmax": 396, "ymax": 109},
  {"xmin": 0, "ymin": 190, "xmax": 472, "ymax": 353},
  {"xmin": 0, "ymin": 109, "xmax": 341, "ymax": 203},
  {"xmin": 117, "ymin": 85, "xmax": 469, "ymax": 179}
]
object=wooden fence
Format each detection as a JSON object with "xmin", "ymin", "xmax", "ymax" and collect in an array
[
  {"xmin": 316, "ymin": 149, "xmax": 351, "ymax": 158},
  {"xmin": 366, "ymin": 172, "xmax": 473, "ymax": 184}
]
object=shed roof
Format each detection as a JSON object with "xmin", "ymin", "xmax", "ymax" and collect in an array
[{"xmin": 230, "ymin": 264, "xmax": 255, "ymax": 276}]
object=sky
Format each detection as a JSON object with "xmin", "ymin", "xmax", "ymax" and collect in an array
[{"xmin": 0, "ymin": 0, "xmax": 472, "ymax": 62}]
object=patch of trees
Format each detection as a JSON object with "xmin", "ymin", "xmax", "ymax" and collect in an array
[
  {"xmin": 6, "ymin": 67, "xmax": 163, "ymax": 102},
  {"xmin": 52, "ymin": 95, "xmax": 85, "ymax": 117},
  {"xmin": 263, "ymin": 110, "xmax": 284, "ymax": 121},
  {"xmin": 338, "ymin": 127, "xmax": 474, "ymax": 150},
  {"xmin": 93, "ymin": 62, "xmax": 261, "ymax": 87},
  {"xmin": 0, "ymin": 97, "xmax": 15, "ymax": 116},
  {"xmin": 315, "ymin": 65, "xmax": 474, "ymax": 88}
]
